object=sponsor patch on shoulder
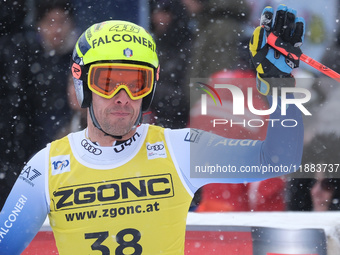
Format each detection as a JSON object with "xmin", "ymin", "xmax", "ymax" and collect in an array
[
  {"xmin": 146, "ymin": 142, "xmax": 167, "ymax": 160},
  {"xmin": 51, "ymin": 155, "xmax": 71, "ymax": 175}
]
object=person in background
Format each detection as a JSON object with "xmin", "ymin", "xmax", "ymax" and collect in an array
[
  {"xmin": 288, "ymin": 133, "xmax": 340, "ymax": 211},
  {"xmin": 311, "ymin": 172, "xmax": 339, "ymax": 211},
  {"xmin": 55, "ymin": 74, "xmax": 87, "ymax": 139},
  {"xmin": 148, "ymin": 0, "xmax": 192, "ymax": 128},
  {"xmin": 0, "ymin": 0, "xmax": 38, "ymax": 210},
  {"xmin": 71, "ymin": 0, "xmax": 147, "ymax": 33},
  {"xmin": 0, "ymin": 0, "xmax": 79, "ymax": 209},
  {"xmin": 183, "ymin": 0, "xmax": 251, "ymax": 79},
  {"xmin": 30, "ymin": 0, "xmax": 79, "ymax": 148}
]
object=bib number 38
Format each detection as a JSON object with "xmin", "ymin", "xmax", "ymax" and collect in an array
[{"xmin": 85, "ymin": 228, "xmax": 142, "ymax": 255}]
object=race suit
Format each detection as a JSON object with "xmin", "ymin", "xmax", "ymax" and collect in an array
[{"xmin": 0, "ymin": 96, "xmax": 303, "ymax": 254}]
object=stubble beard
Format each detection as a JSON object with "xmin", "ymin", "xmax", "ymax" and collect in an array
[{"xmin": 100, "ymin": 107, "xmax": 137, "ymax": 137}]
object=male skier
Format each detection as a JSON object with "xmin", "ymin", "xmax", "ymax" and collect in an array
[{"xmin": 0, "ymin": 5, "xmax": 305, "ymax": 254}]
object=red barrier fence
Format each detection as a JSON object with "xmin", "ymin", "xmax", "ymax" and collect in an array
[{"xmin": 23, "ymin": 212, "xmax": 339, "ymax": 255}]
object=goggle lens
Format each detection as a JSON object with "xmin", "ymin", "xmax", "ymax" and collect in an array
[{"xmin": 88, "ymin": 63, "xmax": 154, "ymax": 99}]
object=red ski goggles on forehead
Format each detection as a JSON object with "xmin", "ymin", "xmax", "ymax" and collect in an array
[{"xmin": 88, "ymin": 63, "xmax": 154, "ymax": 100}]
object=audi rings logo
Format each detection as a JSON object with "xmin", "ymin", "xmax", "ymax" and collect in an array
[
  {"xmin": 147, "ymin": 144, "xmax": 165, "ymax": 151},
  {"xmin": 81, "ymin": 139, "xmax": 102, "ymax": 155},
  {"xmin": 146, "ymin": 142, "xmax": 167, "ymax": 160}
]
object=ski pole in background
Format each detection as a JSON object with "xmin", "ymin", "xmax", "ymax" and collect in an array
[{"xmin": 267, "ymin": 33, "xmax": 340, "ymax": 82}]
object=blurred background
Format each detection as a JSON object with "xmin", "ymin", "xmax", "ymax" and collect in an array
[{"xmin": 1, "ymin": 0, "xmax": 340, "ymax": 213}]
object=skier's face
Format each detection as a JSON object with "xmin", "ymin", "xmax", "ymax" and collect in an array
[{"xmin": 91, "ymin": 89, "xmax": 142, "ymax": 137}]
